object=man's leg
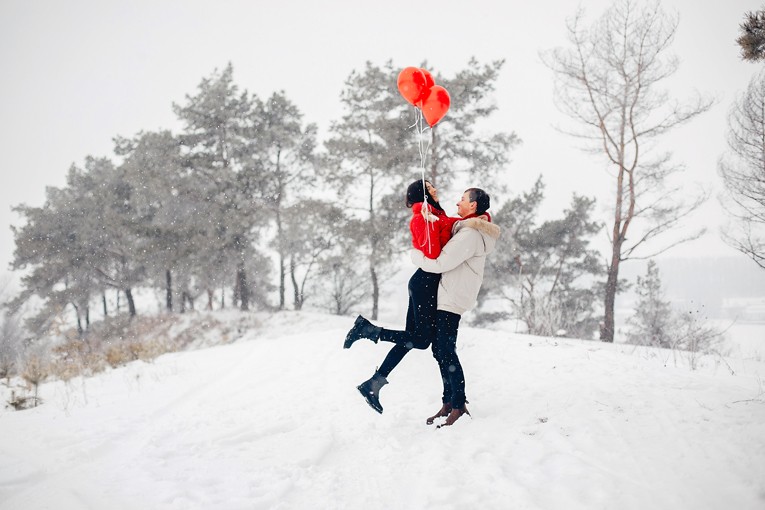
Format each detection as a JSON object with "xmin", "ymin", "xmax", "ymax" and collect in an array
[{"xmin": 435, "ymin": 310, "xmax": 465, "ymax": 408}]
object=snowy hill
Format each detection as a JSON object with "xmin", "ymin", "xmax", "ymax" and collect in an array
[{"xmin": 1, "ymin": 311, "xmax": 764, "ymax": 510}]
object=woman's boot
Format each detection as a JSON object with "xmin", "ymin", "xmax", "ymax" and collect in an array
[
  {"xmin": 344, "ymin": 315, "xmax": 382, "ymax": 349},
  {"xmin": 356, "ymin": 371, "xmax": 388, "ymax": 414}
]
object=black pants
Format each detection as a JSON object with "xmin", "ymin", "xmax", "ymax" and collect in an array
[
  {"xmin": 377, "ymin": 269, "xmax": 440, "ymax": 377},
  {"xmin": 432, "ymin": 310, "xmax": 465, "ymax": 408}
]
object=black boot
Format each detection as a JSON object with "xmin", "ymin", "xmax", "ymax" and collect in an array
[
  {"xmin": 356, "ymin": 371, "xmax": 388, "ymax": 414},
  {"xmin": 343, "ymin": 315, "xmax": 382, "ymax": 349}
]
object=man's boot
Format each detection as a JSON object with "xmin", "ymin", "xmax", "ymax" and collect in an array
[
  {"xmin": 356, "ymin": 371, "xmax": 388, "ymax": 414},
  {"xmin": 438, "ymin": 405, "xmax": 470, "ymax": 428},
  {"xmin": 426, "ymin": 403, "xmax": 452, "ymax": 425},
  {"xmin": 344, "ymin": 315, "xmax": 382, "ymax": 349}
]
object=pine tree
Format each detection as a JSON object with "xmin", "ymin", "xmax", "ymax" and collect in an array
[
  {"xmin": 173, "ymin": 64, "xmax": 266, "ymax": 310},
  {"xmin": 626, "ymin": 260, "xmax": 674, "ymax": 348},
  {"xmin": 426, "ymin": 58, "xmax": 520, "ymax": 191},
  {"xmin": 323, "ymin": 60, "xmax": 413, "ymax": 319},
  {"xmin": 482, "ymin": 177, "xmax": 604, "ymax": 338},
  {"xmin": 737, "ymin": 8, "xmax": 765, "ymax": 62},
  {"xmin": 11, "ymin": 156, "xmax": 146, "ymax": 330},
  {"xmin": 115, "ymin": 130, "xmax": 194, "ymax": 312},
  {"xmin": 251, "ymin": 91, "xmax": 317, "ymax": 310}
]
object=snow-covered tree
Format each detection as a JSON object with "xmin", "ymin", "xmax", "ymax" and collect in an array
[
  {"xmin": 482, "ymin": 177, "xmax": 604, "ymax": 338},
  {"xmin": 251, "ymin": 91, "xmax": 318, "ymax": 309},
  {"xmin": 11, "ymin": 156, "xmax": 145, "ymax": 330},
  {"xmin": 173, "ymin": 63, "xmax": 267, "ymax": 310},
  {"xmin": 626, "ymin": 260, "xmax": 674, "ymax": 348},
  {"xmin": 282, "ymin": 200, "xmax": 346, "ymax": 311},
  {"xmin": 0, "ymin": 275, "xmax": 23, "ymax": 379},
  {"xmin": 323, "ymin": 60, "xmax": 414, "ymax": 320},
  {"xmin": 425, "ymin": 58, "xmax": 520, "ymax": 191},
  {"xmin": 115, "ymin": 130, "xmax": 193, "ymax": 312}
]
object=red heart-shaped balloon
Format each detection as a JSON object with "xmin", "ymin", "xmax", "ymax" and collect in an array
[
  {"xmin": 421, "ymin": 85, "xmax": 450, "ymax": 127},
  {"xmin": 397, "ymin": 67, "xmax": 429, "ymax": 106},
  {"xmin": 420, "ymin": 68, "xmax": 435, "ymax": 89}
]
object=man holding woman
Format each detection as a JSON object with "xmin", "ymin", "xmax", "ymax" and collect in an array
[{"xmin": 344, "ymin": 181, "xmax": 500, "ymax": 427}]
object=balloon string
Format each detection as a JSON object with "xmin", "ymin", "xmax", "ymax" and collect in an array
[{"xmin": 414, "ymin": 108, "xmax": 434, "ymax": 254}]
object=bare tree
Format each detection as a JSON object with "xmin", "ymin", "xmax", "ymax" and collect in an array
[
  {"xmin": 543, "ymin": 0, "xmax": 713, "ymax": 342},
  {"xmin": 719, "ymin": 70, "xmax": 765, "ymax": 269}
]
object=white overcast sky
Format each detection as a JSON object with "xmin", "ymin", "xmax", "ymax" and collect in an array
[{"xmin": 0, "ymin": 0, "xmax": 760, "ymax": 275}]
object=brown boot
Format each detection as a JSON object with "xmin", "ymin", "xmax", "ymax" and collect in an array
[
  {"xmin": 438, "ymin": 405, "xmax": 470, "ymax": 428},
  {"xmin": 426, "ymin": 403, "xmax": 452, "ymax": 425}
]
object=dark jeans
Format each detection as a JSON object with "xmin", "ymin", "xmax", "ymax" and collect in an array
[
  {"xmin": 432, "ymin": 310, "xmax": 465, "ymax": 408},
  {"xmin": 377, "ymin": 269, "xmax": 440, "ymax": 377}
]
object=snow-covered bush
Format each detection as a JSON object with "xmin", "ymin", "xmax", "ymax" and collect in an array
[{"xmin": 627, "ymin": 261, "xmax": 724, "ymax": 364}]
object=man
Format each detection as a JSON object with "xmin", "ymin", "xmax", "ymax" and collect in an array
[{"xmin": 410, "ymin": 187, "xmax": 500, "ymax": 427}]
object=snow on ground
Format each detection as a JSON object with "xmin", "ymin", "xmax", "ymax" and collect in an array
[{"xmin": 1, "ymin": 311, "xmax": 764, "ymax": 510}]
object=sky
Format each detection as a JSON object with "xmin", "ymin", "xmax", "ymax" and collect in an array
[{"xmin": 0, "ymin": 0, "xmax": 761, "ymax": 277}]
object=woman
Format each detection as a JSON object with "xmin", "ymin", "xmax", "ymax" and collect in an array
[{"xmin": 343, "ymin": 179, "xmax": 477, "ymax": 414}]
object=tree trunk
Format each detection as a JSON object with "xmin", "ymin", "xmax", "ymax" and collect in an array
[
  {"xmin": 370, "ymin": 264, "xmax": 379, "ymax": 320},
  {"xmin": 85, "ymin": 305, "xmax": 90, "ymax": 330},
  {"xmin": 221, "ymin": 285, "xmax": 225, "ymax": 309},
  {"xmin": 73, "ymin": 304, "xmax": 83, "ymax": 336},
  {"xmin": 233, "ymin": 272, "xmax": 240, "ymax": 308},
  {"xmin": 207, "ymin": 289, "xmax": 214, "ymax": 310},
  {"xmin": 368, "ymin": 166, "xmax": 379, "ymax": 320},
  {"xmin": 166, "ymin": 269, "xmax": 173, "ymax": 312},
  {"xmin": 102, "ymin": 292, "xmax": 108, "ymax": 318},
  {"xmin": 276, "ymin": 152, "xmax": 286, "ymax": 310},
  {"xmin": 238, "ymin": 263, "xmax": 249, "ymax": 311},
  {"xmin": 180, "ymin": 291, "xmax": 186, "ymax": 313},
  {"xmin": 279, "ymin": 254, "xmax": 286, "ymax": 310},
  {"xmin": 601, "ymin": 238, "xmax": 623, "ymax": 342},
  {"xmin": 125, "ymin": 288, "xmax": 137, "ymax": 318},
  {"xmin": 290, "ymin": 255, "xmax": 302, "ymax": 310}
]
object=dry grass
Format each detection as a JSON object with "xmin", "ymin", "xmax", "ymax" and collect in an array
[{"xmin": 8, "ymin": 311, "xmax": 263, "ymax": 411}]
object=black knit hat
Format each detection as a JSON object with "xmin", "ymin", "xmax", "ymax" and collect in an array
[{"xmin": 406, "ymin": 180, "xmax": 443, "ymax": 211}]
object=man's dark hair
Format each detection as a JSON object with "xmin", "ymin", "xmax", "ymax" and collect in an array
[{"xmin": 465, "ymin": 188, "xmax": 490, "ymax": 215}]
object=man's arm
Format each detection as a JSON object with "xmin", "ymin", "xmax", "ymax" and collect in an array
[{"xmin": 410, "ymin": 230, "xmax": 477, "ymax": 274}]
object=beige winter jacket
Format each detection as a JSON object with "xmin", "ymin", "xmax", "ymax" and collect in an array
[{"xmin": 410, "ymin": 217, "xmax": 501, "ymax": 315}]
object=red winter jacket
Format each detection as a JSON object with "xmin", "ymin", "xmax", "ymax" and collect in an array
[
  {"xmin": 410, "ymin": 203, "xmax": 493, "ymax": 259},
  {"xmin": 410, "ymin": 203, "xmax": 459, "ymax": 259}
]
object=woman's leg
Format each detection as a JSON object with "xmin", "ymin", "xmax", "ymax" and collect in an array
[
  {"xmin": 378, "ymin": 269, "xmax": 440, "ymax": 350},
  {"xmin": 352, "ymin": 270, "xmax": 440, "ymax": 413},
  {"xmin": 377, "ymin": 344, "xmax": 409, "ymax": 378}
]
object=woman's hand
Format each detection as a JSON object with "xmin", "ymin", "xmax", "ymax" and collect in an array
[{"xmin": 421, "ymin": 204, "xmax": 439, "ymax": 223}]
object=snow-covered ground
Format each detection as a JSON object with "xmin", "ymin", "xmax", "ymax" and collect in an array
[{"xmin": 1, "ymin": 310, "xmax": 764, "ymax": 510}]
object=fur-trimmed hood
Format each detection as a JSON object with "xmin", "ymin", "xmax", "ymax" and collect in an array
[
  {"xmin": 453, "ymin": 217, "xmax": 501, "ymax": 256},
  {"xmin": 456, "ymin": 217, "xmax": 501, "ymax": 239}
]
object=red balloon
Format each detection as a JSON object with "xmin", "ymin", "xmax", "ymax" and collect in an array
[
  {"xmin": 397, "ymin": 67, "xmax": 429, "ymax": 106},
  {"xmin": 421, "ymin": 85, "xmax": 451, "ymax": 127},
  {"xmin": 420, "ymin": 68, "xmax": 435, "ymax": 89}
]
